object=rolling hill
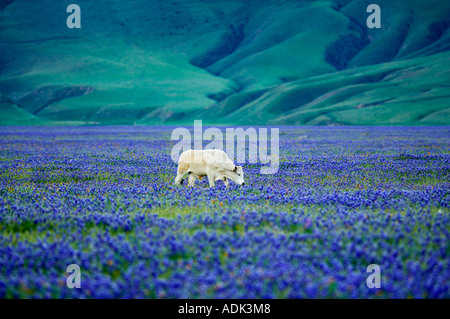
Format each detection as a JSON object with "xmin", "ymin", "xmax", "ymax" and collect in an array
[{"xmin": 0, "ymin": 0, "xmax": 449, "ymax": 125}]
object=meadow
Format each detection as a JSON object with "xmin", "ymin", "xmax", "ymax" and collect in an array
[{"xmin": 0, "ymin": 126, "xmax": 449, "ymax": 298}]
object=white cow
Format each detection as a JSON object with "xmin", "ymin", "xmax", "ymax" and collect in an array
[{"xmin": 174, "ymin": 149, "xmax": 245, "ymax": 187}]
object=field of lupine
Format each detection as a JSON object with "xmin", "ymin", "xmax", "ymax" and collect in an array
[{"xmin": 0, "ymin": 126, "xmax": 449, "ymax": 298}]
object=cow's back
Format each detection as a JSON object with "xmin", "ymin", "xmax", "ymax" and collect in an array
[{"xmin": 178, "ymin": 149, "xmax": 234, "ymax": 173}]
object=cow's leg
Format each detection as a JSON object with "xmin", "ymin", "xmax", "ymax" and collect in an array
[
  {"xmin": 174, "ymin": 164, "xmax": 188, "ymax": 186},
  {"xmin": 223, "ymin": 177, "xmax": 229, "ymax": 188},
  {"xmin": 188, "ymin": 173, "xmax": 197, "ymax": 186},
  {"xmin": 174, "ymin": 173, "xmax": 185, "ymax": 185},
  {"xmin": 214, "ymin": 173, "xmax": 228, "ymax": 188},
  {"xmin": 206, "ymin": 168, "xmax": 216, "ymax": 188}
]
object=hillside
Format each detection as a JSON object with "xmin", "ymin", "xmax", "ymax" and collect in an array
[
  {"xmin": 0, "ymin": 93, "xmax": 41, "ymax": 125},
  {"xmin": 0, "ymin": 0, "xmax": 449, "ymax": 125}
]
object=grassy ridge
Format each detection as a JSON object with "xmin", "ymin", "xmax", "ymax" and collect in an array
[{"xmin": 0, "ymin": 0, "xmax": 449, "ymax": 125}]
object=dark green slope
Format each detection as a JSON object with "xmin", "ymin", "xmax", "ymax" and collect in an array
[
  {"xmin": 200, "ymin": 52, "xmax": 450, "ymax": 126},
  {"xmin": 0, "ymin": 93, "xmax": 41, "ymax": 125},
  {"xmin": 0, "ymin": 0, "xmax": 449, "ymax": 125}
]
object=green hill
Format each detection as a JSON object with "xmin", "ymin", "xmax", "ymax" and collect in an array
[
  {"xmin": 0, "ymin": 0, "xmax": 449, "ymax": 125},
  {"xmin": 0, "ymin": 93, "xmax": 41, "ymax": 125}
]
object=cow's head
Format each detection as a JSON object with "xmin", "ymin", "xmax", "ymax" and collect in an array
[{"xmin": 230, "ymin": 165, "xmax": 245, "ymax": 186}]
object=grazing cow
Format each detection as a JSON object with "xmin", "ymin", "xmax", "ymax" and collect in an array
[{"xmin": 174, "ymin": 149, "xmax": 245, "ymax": 187}]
